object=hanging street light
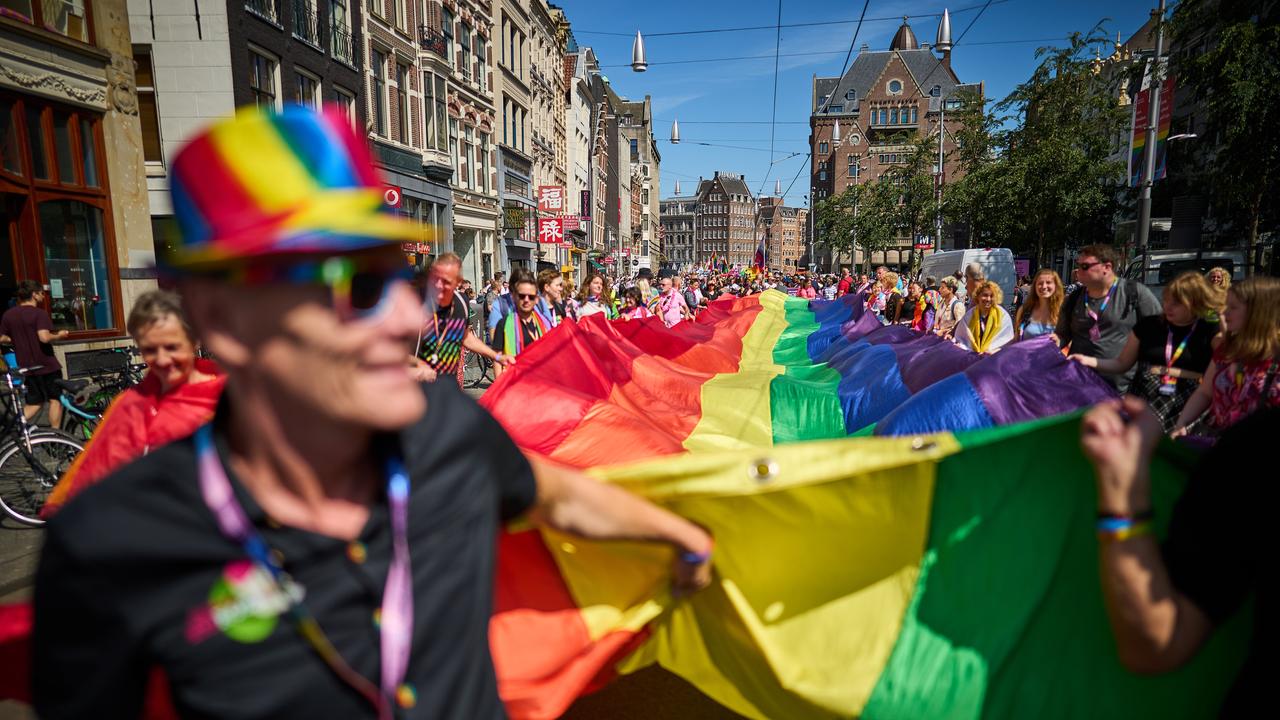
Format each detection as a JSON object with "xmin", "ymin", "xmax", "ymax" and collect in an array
[
  {"xmin": 670, "ymin": 118, "xmax": 680, "ymax": 144},
  {"xmin": 675, "ymin": 180, "xmax": 682, "ymax": 195},
  {"xmin": 775, "ymin": 179, "xmax": 782, "ymax": 197},
  {"xmin": 632, "ymin": 31, "xmax": 648, "ymax": 72}
]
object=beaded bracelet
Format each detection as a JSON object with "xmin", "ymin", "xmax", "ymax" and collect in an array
[{"xmin": 1096, "ymin": 517, "xmax": 1153, "ymax": 541}]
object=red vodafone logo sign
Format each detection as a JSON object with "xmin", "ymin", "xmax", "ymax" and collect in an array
[{"xmin": 383, "ymin": 185, "xmax": 402, "ymax": 208}]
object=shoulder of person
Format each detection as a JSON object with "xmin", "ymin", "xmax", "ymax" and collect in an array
[{"xmin": 46, "ymin": 436, "xmax": 208, "ymax": 564}]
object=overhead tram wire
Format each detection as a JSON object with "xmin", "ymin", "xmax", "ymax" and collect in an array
[
  {"xmin": 757, "ymin": 0, "xmax": 785, "ymax": 197},
  {"xmin": 576, "ymin": 0, "xmax": 1008, "ymax": 39}
]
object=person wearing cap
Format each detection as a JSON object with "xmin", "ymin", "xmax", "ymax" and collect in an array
[{"xmin": 31, "ymin": 106, "xmax": 713, "ymax": 720}]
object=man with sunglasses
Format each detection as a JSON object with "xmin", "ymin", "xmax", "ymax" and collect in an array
[
  {"xmin": 411, "ymin": 253, "xmax": 509, "ymax": 384},
  {"xmin": 32, "ymin": 107, "xmax": 713, "ymax": 720},
  {"xmin": 1056, "ymin": 244, "xmax": 1161, "ymax": 392},
  {"xmin": 491, "ymin": 272, "xmax": 547, "ymax": 364}
]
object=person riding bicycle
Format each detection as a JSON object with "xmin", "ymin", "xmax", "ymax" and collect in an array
[
  {"xmin": 31, "ymin": 106, "xmax": 713, "ymax": 720},
  {"xmin": 42, "ymin": 290, "xmax": 224, "ymax": 517}
]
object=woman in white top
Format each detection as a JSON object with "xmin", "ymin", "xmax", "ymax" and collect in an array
[
  {"xmin": 954, "ymin": 280, "xmax": 1015, "ymax": 354},
  {"xmin": 932, "ymin": 276, "xmax": 967, "ymax": 339}
]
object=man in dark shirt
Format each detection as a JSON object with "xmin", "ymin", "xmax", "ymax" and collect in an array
[
  {"xmin": 32, "ymin": 106, "xmax": 713, "ymax": 720},
  {"xmin": 1082, "ymin": 397, "xmax": 1272, "ymax": 717},
  {"xmin": 0, "ymin": 279, "xmax": 69, "ymax": 425},
  {"xmin": 491, "ymin": 273, "xmax": 546, "ymax": 359},
  {"xmin": 1056, "ymin": 244, "xmax": 1162, "ymax": 392}
]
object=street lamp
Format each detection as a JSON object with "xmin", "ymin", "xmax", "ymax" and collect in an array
[
  {"xmin": 632, "ymin": 31, "xmax": 648, "ymax": 72},
  {"xmin": 670, "ymin": 118, "xmax": 680, "ymax": 144}
]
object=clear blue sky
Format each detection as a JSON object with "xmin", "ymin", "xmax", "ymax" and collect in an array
[{"xmin": 561, "ymin": 0, "xmax": 1157, "ymax": 208}]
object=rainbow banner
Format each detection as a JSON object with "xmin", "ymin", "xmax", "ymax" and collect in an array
[{"xmin": 484, "ymin": 291, "xmax": 1248, "ymax": 719}]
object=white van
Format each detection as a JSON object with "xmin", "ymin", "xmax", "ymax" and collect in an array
[{"xmin": 918, "ymin": 248, "xmax": 1018, "ymax": 307}]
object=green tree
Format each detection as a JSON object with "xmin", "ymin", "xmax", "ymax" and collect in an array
[
  {"xmin": 815, "ymin": 181, "xmax": 897, "ymax": 275},
  {"xmin": 996, "ymin": 27, "xmax": 1129, "ymax": 265},
  {"xmin": 881, "ymin": 133, "xmax": 939, "ymax": 274},
  {"xmin": 1171, "ymin": 0, "xmax": 1280, "ymax": 257}
]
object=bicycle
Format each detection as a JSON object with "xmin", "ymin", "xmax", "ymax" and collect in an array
[
  {"xmin": 56, "ymin": 377, "xmax": 104, "ymax": 442},
  {"xmin": 0, "ymin": 366, "xmax": 86, "ymax": 526},
  {"xmin": 462, "ymin": 310, "xmax": 495, "ymax": 389}
]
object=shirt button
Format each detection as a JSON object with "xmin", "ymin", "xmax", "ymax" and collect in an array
[{"xmin": 347, "ymin": 541, "xmax": 367, "ymax": 564}]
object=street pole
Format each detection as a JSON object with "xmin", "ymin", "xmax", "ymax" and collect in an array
[
  {"xmin": 1135, "ymin": 0, "xmax": 1167, "ymax": 272},
  {"xmin": 936, "ymin": 97, "xmax": 945, "ymax": 248}
]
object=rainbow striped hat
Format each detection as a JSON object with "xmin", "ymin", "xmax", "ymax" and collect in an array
[{"xmin": 166, "ymin": 104, "xmax": 418, "ymax": 271}]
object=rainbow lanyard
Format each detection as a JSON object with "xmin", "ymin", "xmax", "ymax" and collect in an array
[
  {"xmin": 195, "ymin": 425, "xmax": 413, "ymax": 719},
  {"xmin": 1085, "ymin": 279, "xmax": 1119, "ymax": 341},
  {"xmin": 1162, "ymin": 321, "xmax": 1197, "ymax": 391}
]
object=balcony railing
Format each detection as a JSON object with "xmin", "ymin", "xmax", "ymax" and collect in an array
[
  {"xmin": 331, "ymin": 23, "xmax": 355, "ymax": 64},
  {"xmin": 245, "ymin": 0, "xmax": 278, "ymax": 24},
  {"xmin": 419, "ymin": 25, "xmax": 447, "ymax": 58},
  {"xmin": 292, "ymin": 0, "xmax": 320, "ymax": 45}
]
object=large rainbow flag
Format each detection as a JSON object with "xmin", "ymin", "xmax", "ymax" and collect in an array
[{"xmin": 484, "ymin": 290, "xmax": 1249, "ymax": 719}]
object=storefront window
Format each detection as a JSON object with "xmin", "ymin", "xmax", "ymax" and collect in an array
[
  {"xmin": 1, "ymin": 98, "xmax": 20, "ymax": 176},
  {"xmin": 25, "ymin": 106, "xmax": 48, "ymax": 180},
  {"xmin": 80, "ymin": 117, "xmax": 98, "ymax": 186},
  {"xmin": 53, "ymin": 111, "xmax": 76, "ymax": 183},
  {"xmin": 39, "ymin": 200, "xmax": 113, "ymax": 331}
]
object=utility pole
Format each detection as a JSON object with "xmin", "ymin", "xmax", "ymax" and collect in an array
[
  {"xmin": 935, "ymin": 97, "xmax": 945, "ymax": 248},
  {"xmin": 1135, "ymin": 0, "xmax": 1167, "ymax": 267}
]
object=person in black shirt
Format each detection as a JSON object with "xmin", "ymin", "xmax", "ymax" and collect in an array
[
  {"xmin": 32, "ymin": 107, "xmax": 713, "ymax": 720},
  {"xmin": 1082, "ymin": 396, "xmax": 1272, "ymax": 718},
  {"xmin": 1071, "ymin": 271, "xmax": 1220, "ymax": 431},
  {"xmin": 0, "ymin": 280, "xmax": 70, "ymax": 424},
  {"xmin": 410, "ymin": 253, "xmax": 509, "ymax": 384}
]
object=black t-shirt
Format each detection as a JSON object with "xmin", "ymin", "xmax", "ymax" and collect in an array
[
  {"xmin": 1164, "ymin": 407, "xmax": 1276, "ymax": 717},
  {"xmin": 418, "ymin": 293, "xmax": 470, "ymax": 377},
  {"xmin": 491, "ymin": 313, "xmax": 544, "ymax": 355},
  {"xmin": 1132, "ymin": 316, "xmax": 1219, "ymax": 374},
  {"xmin": 0, "ymin": 304, "xmax": 60, "ymax": 375},
  {"xmin": 33, "ymin": 381, "xmax": 537, "ymax": 719}
]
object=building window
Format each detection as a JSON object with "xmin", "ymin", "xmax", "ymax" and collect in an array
[
  {"xmin": 475, "ymin": 35, "xmax": 486, "ymax": 91},
  {"xmin": 393, "ymin": 0, "xmax": 405, "ymax": 30},
  {"xmin": 459, "ymin": 23, "xmax": 472, "ymax": 79},
  {"xmin": 132, "ymin": 46, "xmax": 163, "ymax": 164},
  {"xmin": 442, "ymin": 8, "xmax": 454, "ymax": 60},
  {"xmin": 0, "ymin": 96, "xmax": 119, "ymax": 335},
  {"xmin": 845, "ymin": 89, "xmax": 856, "ymax": 101},
  {"xmin": 2, "ymin": 0, "xmax": 92, "ymax": 42},
  {"xmin": 292, "ymin": 0, "xmax": 319, "ymax": 44},
  {"xmin": 819, "ymin": 141, "xmax": 828, "ymax": 154},
  {"xmin": 477, "ymin": 132, "xmax": 489, "ymax": 192},
  {"xmin": 334, "ymin": 86, "xmax": 356, "ymax": 123},
  {"xmin": 330, "ymin": 0, "xmax": 352, "ymax": 63},
  {"xmin": 629, "ymin": 138, "xmax": 638, "ymax": 161},
  {"xmin": 395, "ymin": 62, "xmax": 409, "ymax": 144},
  {"xmin": 365, "ymin": 0, "xmax": 379, "ymax": 19},
  {"xmin": 294, "ymin": 70, "xmax": 320, "ymax": 109},
  {"xmin": 828, "ymin": 104, "xmax": 842, "ymax": 113},
  {"xmin": 910, "ymin": 107, "xmax": 918, "ymax": 123},
  {"xmin": 890, "ymin": 108, "xmax": 899, "ymax": 124},
  {"xmin": 879, "ymin": 109, "xmax": 888, "ymax": 125},
  {"xmin": 248, "ymin": 48, "xmax": 279, "ymax": 109},
  {"xmin": 888, "ymin": 79, "xmax": 903, "ymax": 94},
  {"xmin": 462, "ymin": 125, "xmax": 474, "ymax": 190},
  {"xmin": 930, "ymin": 85, "xmax": 941, "ymax": 97},
  {"xmin": 448, "ymin": 118, "xmax": 459, "ymax": 185},
  {"xmin": 370, "ymin": 49, "xmax": 387, "ymax": 136},
  {"xmin": 424, "ymin": 72, "xmax": 446, "ymax": 152}
]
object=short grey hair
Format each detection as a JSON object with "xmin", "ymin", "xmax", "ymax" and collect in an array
[
  {"xmin": 940, "ymin": 276, "xmax": 960, "ymax": 291},
  {"xmin": 127, "ymin": 290, "xmax": 196, "ymax": 341},
  {"xmin": 964, "ymin": 262, "xmax": 985, "ymax": 281}
]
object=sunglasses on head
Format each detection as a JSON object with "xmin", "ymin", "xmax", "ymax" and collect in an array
[{"xmin": 230, "ymin": 256, "xmax": 414, "ymax": 320}]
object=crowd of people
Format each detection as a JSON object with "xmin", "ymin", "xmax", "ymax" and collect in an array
[{"xmin": 6, "ymin": 105, "xmax": 1275, "ymax": 719}]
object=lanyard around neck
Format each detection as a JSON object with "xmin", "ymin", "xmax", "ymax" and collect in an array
[
  {"xmin": 1085, "ymin": 279, "xmax": 1119, "ymax": 324},
  {"xmin": 195, "ymin": 425, "xmax": 413, "ymax": 719}
]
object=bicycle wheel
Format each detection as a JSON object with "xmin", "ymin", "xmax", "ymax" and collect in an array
[
  {"xmin": 0, "ymin": 433, "xmax": 85, "ymax": 526},
  {"xmin": 463, "ymin": 352, "xmax": 484, "ymax": 388}
]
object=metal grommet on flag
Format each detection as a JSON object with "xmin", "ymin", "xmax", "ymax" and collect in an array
[
  {"xmin": 749, "ymin": 458, "xmax": 778, "ymax": 484},
  {"xmin": 910, "ymin": 437, "xmax": 937, "ymax": 452}
]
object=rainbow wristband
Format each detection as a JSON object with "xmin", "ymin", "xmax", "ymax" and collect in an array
[{"xmin": 1096, "ymin": 517, "xmax": 1153, "ymax": 541}]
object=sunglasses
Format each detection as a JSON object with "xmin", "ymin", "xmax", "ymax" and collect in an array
[
  {"xmin": 516, "ymin": 292, "xmax": 538, "ymax": 300},
  {"xmin": 1075, "ymin": 260, "xmax": 1105, "ymax": 272},
  {"xmin": 231, "ymin": 256, "xmax": 414, "ymax": 320}
]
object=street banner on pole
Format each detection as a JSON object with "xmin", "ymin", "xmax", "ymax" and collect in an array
[
  {"xmin": 1154, "ymin": 76, "xmax": 1175, "ymax": 181},
  {"xmin": 1129, "ymin": 87, "xmax": 1148, "ymax": 187}
]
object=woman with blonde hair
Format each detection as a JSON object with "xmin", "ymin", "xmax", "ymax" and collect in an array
[
  {"xmin": 1014, "ymin": 269, "xmax": 1064, "ymax": 340},
  {"xmin": 1071, "ymin": 271, "xmax": 1220, "ymax": 430},
  {"xmin": 1170, "ymin": 275, "xmax": 1280, "ymax": 438},
  {"xmin": 1205, "ymin": 266, "xmax": 1231, "ymax": 321},
  {"xmin": 954, "ymin": 280, "xmax": 1014, "ymax": 353}
]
